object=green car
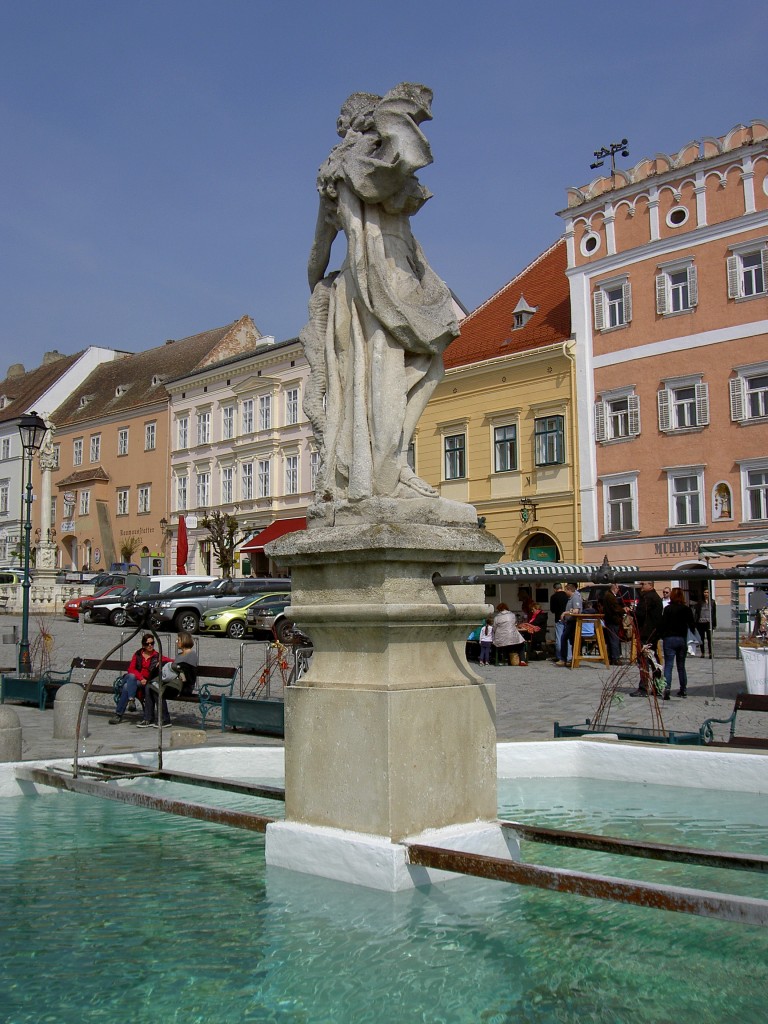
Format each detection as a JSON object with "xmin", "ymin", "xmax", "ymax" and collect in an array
[{"xmin": 199, "ymin": 593, "xmax": 287, "ymax": 639}]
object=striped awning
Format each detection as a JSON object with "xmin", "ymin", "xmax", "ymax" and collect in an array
[
  {"xmin": 485, "ymin": 561, "xmax": 639, "ymax": 579},
  {"xmin": 699, "ymin": 535, "xmax": 768, "ymax": 557}
]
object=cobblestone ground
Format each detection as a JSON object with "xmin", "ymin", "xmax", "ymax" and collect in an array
[{"xmin": 0, "ymin": 613, "xmax": 762, "ymax": 760}]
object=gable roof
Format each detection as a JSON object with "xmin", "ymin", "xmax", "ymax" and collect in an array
[
  {"xmin": 50, "ymin": 317, "xmax": 261, "ymax": 427},
  {"xmin": 443, "ymin": 238, "xmax": 570, "ymax": 369},
  {"xmin": 0, "ymin": 352, "xmax": 82, "ymax": 426}
]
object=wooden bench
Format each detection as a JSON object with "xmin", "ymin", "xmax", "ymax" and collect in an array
[
  {"xmin": 699, "ymin": 692, "xmax": 768, "ymax": 748},
  {"xmin": 70, "ymin": 658, "xmax": 238, "ymax": 728},
  {"xmin": 0, "ymin": 667, "xmax": 77, "ymax": 711}
]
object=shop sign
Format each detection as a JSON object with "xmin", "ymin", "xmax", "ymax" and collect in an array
[{"xmin": 653, "ymin": 540, "xmax": 699, "ymax": 557}]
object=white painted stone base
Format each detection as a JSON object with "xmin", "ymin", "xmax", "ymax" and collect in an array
[{"xmin": 265, "ymin": 818, "xmax": 519, "ymax": 892}]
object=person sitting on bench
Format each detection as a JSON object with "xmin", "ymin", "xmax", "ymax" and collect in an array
[
  {"xmin": 109, "ymin": 634, "xmax": 166, "ymax": 725},
  {"xmin": 138, "ymin": 632, "xmax": 198, "ymax": 729}
]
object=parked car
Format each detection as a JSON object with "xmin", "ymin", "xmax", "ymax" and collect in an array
[
  {"xmin": 86, "ymin": 576, "xmax": 217, "ymax": 627},
  {"xmin": 246, "ymin": 597, "xmax": 294, "ymax": 642},
  {"xmin": 200, "ymin": 593, "xmax": 290, "ymax": 639},
  {"xmin": 0, "ymin": 569, "xmax": 32, "ymax": 586},
  {"xmin": 64, "ymin": 584, "xmax": 125, "ymax": 621},
  {"xmin": 152, "ymin": 578, "xmax": 291, "ymax": 634},
  {"xmin": 85, "ymin": 584, "xmax": 148, "ymax": 625}
]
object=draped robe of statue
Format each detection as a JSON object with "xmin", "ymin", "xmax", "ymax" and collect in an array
[{"xmin": 302, "ymin": 84, "xmax": 459, "ymax": 507}]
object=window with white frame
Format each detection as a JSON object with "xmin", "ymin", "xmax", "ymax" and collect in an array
[
  {"xmin": 50, "ymin": 496, "xmax": 56, "ymax": 525},
  {"xmin": 52, "ymin": 443, "xmax": 60, "ymax": 469},
  {"xmin": 196, "ymin": 412, "xmax": 211, "ymax": 445},
  {"xmin": 242, "ymin": 462, "xmax": 254, "ymax": 500},
  {"xmin": 177, "ymin": 416, "xmax": 189, "ymax": 449},
  {"xmin": 176, "ymin": 475, "xmax": 188, "ymax": 511},
  {"xmin": 1, "ymin": 438, "xmax": 10, "ymax": 460},
  {"xmin": 656, "ymin": 260, "xmax": 697, "ymax": 315},
  {"xmin": 116, "ymin": 488, "xmax": 129, "ymax": 515},
  {"xmin": 195, "ymin": 471, "xmax": 210, "ymax": 508},
  {"xmin": 144, "ymin": 422, "xmax": 156, "ymax": 451},
  {"xmin": 241, "ymin": 399, "xmax": 254, "ymax": 434},
  {"xmin": 221, "ymin": 466, "xmax": 234, "ymax": 504},
  {"xmin": 727, "ymin": 241, "xmax": 768, "ymax": 300},
  {"xmin": 444, "ymin": 433, "xmax": 466, "ymax": 480},
  {"xmin": 89, "ymin": 434, "xmax": 101, "ymax": 462},
  {"xmin": 285, "ymin": 387, "xmax": 299, "ymax": 426},
  {"xmin": 730, "ymin": 364, "xmax": 768, "ymax": 422},
  {"xmin": 258, "ymin": 459, "xmax": 271, "ymax": 498},
  {"xmin": 406, "ymin": 441, "xmax": 415, "ymax": 472},
  {"xmin": 310, "ymin": 450, "xmax": 320, "ymax": 490},
  {"xmin": 741, "ymin": 460, "xmax": 768, "ymax": 521},
  {"xmin": 666, "ymin": 468, "xmax": 704, "ymax": 527},
  {"xmin": 0, "ymin": 480, "xmax": 8, "ymax": 515},
  {"xmin": 117, "ymin": 428, "xmax": 129, "ymax": 455},
  {"xmin": 285, "ymin": 454, "xmax": 299, "ymax": 495},
  {"xmin": 79, "ymin": 490, "xmax": 91, "ymax": 516},
  {"xmin": 259, "ymin": 395, "xmax": 271, "ymax": 431},
  {"xmin": 594, "ymin": 391, "xmax": 640, "ymax": 443},
  {"xmin": 534, "ymin": 416, "xmax": 565, "ymax": 465},
  {"xmin": 593, "ymin": 277, "xmax": 631, "ymax": 331},
  {"xmin": 73, "ymin": 439, "xmax": 83, "ymax": 466},
  {"xmin": 658, "ymin": 377, "xmax": 709, "ymax": 431},
  {"xmin": 601, "ymin": 473, "xmax": 638, "ymax": 534},
  {"xmin": 493, "ymin": 424, "xmax": 517, "ymax": 473},
  {"xmin": 138, "ymin": 485, "xmax": 151, "ymax": 514},
  {"xmin": 222, "ymin": 405, "xmax": 236, "ymax": 440}
]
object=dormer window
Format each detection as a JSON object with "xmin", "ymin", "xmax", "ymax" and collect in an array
[
  {"xmin": 0, "ymin": 396, "xmax": 8, "ymax": 410},
  {"xmin": 512, "ymin": 294, "xmax": 537, "ymax": 330},
  {"xmin": 151, "ymin": 374, "xmax": 167, "ymax": 387},
  {"xmin": 78, "ymin": 395, "xmax": 93, "ymax": 409},
  {"xmin": 115, "ymin": 384, "xmax": 129, "ymax": 397}
]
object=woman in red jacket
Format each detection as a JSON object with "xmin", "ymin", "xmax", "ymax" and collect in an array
[{"xmin": 109, "ymin": 634, "xmax": 171, "ymax": 724}]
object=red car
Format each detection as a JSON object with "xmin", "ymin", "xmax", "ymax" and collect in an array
[{"xmin": 64, "ymin": 584, "xmax": 124, "ymax": 621}]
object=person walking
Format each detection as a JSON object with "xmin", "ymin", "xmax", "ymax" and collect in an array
[
  {"xmin": 694, "ymin": 590, "xmax": 715, "ymax": 658},
  {"xmin": 660, "ymin": 588, "xmax": 696, "ymax": 699},
  {"xmin": 492, "ymin": 604, "xmax": 527, "ymax": 666}
]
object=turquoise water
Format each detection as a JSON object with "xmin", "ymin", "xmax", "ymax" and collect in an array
[{"xmin": 1, "ymin": 777, "xmax": 766, "ymax": 1023}]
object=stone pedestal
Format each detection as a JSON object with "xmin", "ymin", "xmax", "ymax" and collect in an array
[
  {"xmin": 54, "ymin": 683, "xmax": 88, "ymax": 740},
  {"xmin": 266, "ymin": 518, "xmax": 504, "ymax": 857}
]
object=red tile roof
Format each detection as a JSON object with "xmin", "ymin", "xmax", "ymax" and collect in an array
[{"xmin": 443, "ymin": 238, "xmax": 570, "ymax": 369}]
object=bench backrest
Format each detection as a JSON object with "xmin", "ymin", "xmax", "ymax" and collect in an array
[
  {"xmin": 70, "ymin": 657, "xmax": 237, "ymax": 684},
  {"xmin": 734, "ymin": 693, "xmax": 768, "ymax": 714}
]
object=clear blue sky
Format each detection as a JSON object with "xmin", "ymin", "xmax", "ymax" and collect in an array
[{"xmin": 1, "ymin": 0, "xmax": 765, "ymax": 371}]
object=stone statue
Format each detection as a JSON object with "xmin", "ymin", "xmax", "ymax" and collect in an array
[{"xmin": 302, "ymin": 83, "xmax": 459, "ymax": 513}]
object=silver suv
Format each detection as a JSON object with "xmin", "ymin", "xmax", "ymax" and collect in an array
[{"xmin": 152, "ymin": 578, "xmax": 290, "ymax": 633}]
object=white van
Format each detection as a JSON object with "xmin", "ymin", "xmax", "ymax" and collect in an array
[{"xmin": 132, "ymin": 575, "xmax": 216, "ymax": 596}]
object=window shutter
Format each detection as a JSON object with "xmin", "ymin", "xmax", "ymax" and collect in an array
[
  {"xmin": 628, "ymin": 394, "xmax": 641, "ymax": 436},
  {"xmin": 622, "ymin": 281, "xmax": 632, "ymax": 323},
  {"xmin": 655, "ymin": 274, "xmax": 667, "ymax": 315},
  {"xmin": 593, "ymin": 290, "xmax": 605, "ymax": 331},
  {"xmin": 657, "ymin": 389, "xmax": 672, "ymax": 431},
  {"xmin": 729, "ymin": 377, "xmax": 746, "ymax": 421},
  {"xmin": 727, "ymin": 255, "xmax": 740, "ymax": 298},
  {"xmin": 762, "ymin": 248, "xmax": 768, "ymax": 293},
  {"xmin": 687, "ymin": 265, "xmax": 698, "ymax": 307},
  {"xmin": 695, "ymin": 382, "xmax": 709, "ymax": 426},
  {"xmin": 594, "ymin": 401, "xmax": 606, "ymax": 442}
]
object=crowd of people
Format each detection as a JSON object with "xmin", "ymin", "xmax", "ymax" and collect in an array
[{"xmin": 471, "ymin": 581, "xmax": 715, "ymax": 697}]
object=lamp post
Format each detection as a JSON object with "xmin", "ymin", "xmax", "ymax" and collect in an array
[{"xmin": 16, "ymin": 412, "xmax": 47, "ymax": 674}]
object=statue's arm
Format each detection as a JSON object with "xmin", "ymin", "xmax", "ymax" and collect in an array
[{"xmin": 308, "ymin": 196, "xmax": 338, "ymax": 291}]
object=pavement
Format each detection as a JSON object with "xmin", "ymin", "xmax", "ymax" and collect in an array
[{"xmin": 0, "ymin": 613, "xmax": 761, "ymax": 762}]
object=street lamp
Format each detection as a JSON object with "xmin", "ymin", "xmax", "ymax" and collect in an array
[{"xmin": 17, "ymin": 412, "xmax": 47, "ymax": 674}]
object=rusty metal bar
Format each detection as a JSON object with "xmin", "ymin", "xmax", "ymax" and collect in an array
[
  {"xmin": 406, "ymin": 844, "xmax": 768, "ymax": 925},
  {"xmin": 16, "ymin": 767, "xmax": 275, "ymax": 833},
  {"xmin": 500, "ymin": 820, "xmax": 768, "ymax": 874},
  {"xmin": 95, "ymin": 761, "xmax": 286, "ymax": 801}
]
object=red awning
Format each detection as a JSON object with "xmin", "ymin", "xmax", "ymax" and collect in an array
[{"xmin": 240, "ymin": 517, "xmax": 306, "ymax": 553}]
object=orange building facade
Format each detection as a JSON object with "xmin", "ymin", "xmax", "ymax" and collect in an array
[{"xmin": 559, "ymin": 121, "xmax": 768, "ymax": 603}]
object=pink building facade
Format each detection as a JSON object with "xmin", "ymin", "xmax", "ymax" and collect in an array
[{"xmin": 559, "ymin": 121, "xmax": 768, "ymax": 607}]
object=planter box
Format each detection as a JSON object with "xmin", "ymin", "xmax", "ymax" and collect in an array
[
  {"xmin": 221, "ymin": 696, "xmax": 284, "ymax": 737},
  {"xmin": 0, "ymin": 675, "xmax": 49, "ymax": 711}
]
